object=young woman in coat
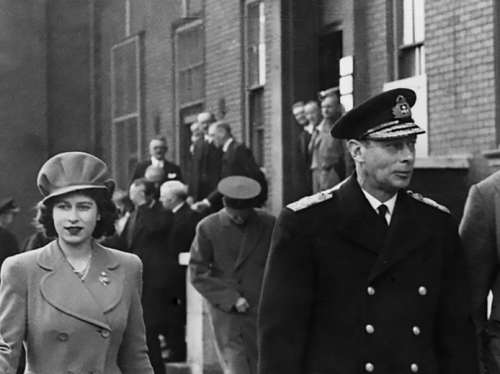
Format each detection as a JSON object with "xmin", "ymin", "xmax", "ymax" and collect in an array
[{"xmin": 0, "ymin": 152, "xmax": 154, "ymax": 374}]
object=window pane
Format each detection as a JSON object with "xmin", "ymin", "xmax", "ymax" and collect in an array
[
  {"xmin": 399, "ymin": 47, "xmax": 417, "ymax": 79},
  {"xmin": 249, "ymin": 88, "xmax": 264, "ymax": 166},
  {"xmin": 247, "ymin": 1, "xmax": 260, "ymax": 87},
  {"xmin": 112, "ymin": 39, "xmax": 139, "ymax": 118},
  {"xmin": 178, "ymin": 25, "xmax": 203, "ymax": 68},
  {"xmin": 114, "ymin": 118, "xmax": 139, "ymax": 189},
  {"xmin": 403, "ymin": 0, "xmax": 414, "ymax": 45},
  {"xmin": 258, "ymin": 2, "xmax": 266, "ymax": 86},
  {"xmin": 414, "ymin": 0, "xmax": 425, "ymax": 43}
]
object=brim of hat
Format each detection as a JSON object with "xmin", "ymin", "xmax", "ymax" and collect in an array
[
  {"xmin": 41, "ymin": 184, "xmax": 108, "ymax": 204},
  {"xmin": 363, "ymin": 123, "xmax": 426, "ymax": 140}
]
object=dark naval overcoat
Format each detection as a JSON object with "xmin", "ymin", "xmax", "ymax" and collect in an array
[{"xmin": 258, "ymin": 175, "xmax": 478, "ymax": 374}]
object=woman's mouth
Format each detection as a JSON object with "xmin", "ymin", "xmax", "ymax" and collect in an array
[{"xmin": 65, "ymin": 227, "xmax": 83, "ymax": 235}]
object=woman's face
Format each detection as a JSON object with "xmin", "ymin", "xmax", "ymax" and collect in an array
[{"xmin": 52, "ymin": 193, "xmax": 100, "ymax": 246}]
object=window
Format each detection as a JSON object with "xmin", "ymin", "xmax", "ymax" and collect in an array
[
  {"xmin": 176, "ymin": 22, "xmax": 204, "ymax": 107},
  {"xmin": 392, "ymin": 0, "xmax": 425, "ymax": 79},
  {"xmin": 110, "ymin": 35, "xmax": 143, "ymax": 189},
  {"xmin": 245, "ymin": 0, "xmax": 266, "ymax": 166}
]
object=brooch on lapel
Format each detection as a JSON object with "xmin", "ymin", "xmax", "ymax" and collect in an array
[{"xmin": 99, "ymin": 272, "xmax": 110, "ymax": 286}]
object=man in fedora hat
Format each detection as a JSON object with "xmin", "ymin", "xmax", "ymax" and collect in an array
[
  {"xmin": 0, "ymin": 198, "xmax": 20, "ymax": 267},
  {"xmin": 189, "ymin": 176, "xmax": 275, "ymax": 374},
  {"xmin": 258, "ymin": 88, "xmax": 478, "ymax": 374}
]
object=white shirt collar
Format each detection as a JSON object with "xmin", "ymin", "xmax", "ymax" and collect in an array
[
  {"xmin": 222, "ymin": 138, "xmax": 234, "ymax": 153},
  {"xmin": 361, "ymin": 189, "xmax": 398, "ymax": 225},
  {"xmin": 151, "ymin": 157, "xmax": 164, "ymax": 168},
  {"xmin": 172, "ymin": 201, "xmax": 185, "ymax": 214},
  {"xmin": 304, "ymin": 123, "xmax": 314, "ymax": 134}
]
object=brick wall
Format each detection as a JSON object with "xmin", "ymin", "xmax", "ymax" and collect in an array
[{"xmin": 426, "ymin": 0, "xmax": 496, "ymax": 156}]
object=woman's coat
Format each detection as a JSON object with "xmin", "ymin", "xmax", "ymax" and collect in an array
[{"xmin": 0, "ymin": 240, "xmax": 153, "ymax": 374}]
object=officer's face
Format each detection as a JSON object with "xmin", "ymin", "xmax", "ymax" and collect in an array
[{"xmin": 355, "ymin": 135, "xmax": 417, "ymax": 200}]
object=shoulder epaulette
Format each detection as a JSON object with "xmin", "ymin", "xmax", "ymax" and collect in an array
[
  {"xmin": 287, "ymin": 183, "xmax": 341, "ymax": 212},
  {"xmin": 407, "ymin": 190, "xmax": 450, "ymax": 214}
]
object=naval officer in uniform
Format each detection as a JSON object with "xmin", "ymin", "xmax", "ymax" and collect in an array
[{"xmin": 257, "ymin": 88, "xmax": 478, "ymax": 374}]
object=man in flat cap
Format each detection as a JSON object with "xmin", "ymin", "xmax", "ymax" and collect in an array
[
  {"xmin": 189, "ymin": 176, "xmax": 275, "ymax": 374},
  {"xmin": 0, "ymin": 198, "xmax": 20, "ymax": 268},
  {"xmin": 258, "ymin": 88, "xmax": 478, "ymax": 374}
]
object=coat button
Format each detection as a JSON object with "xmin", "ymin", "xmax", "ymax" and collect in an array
[
  {"xmin": 365, "ymin": 324, "xmax": 375, "ymax": 334},
  {"xmin": 101, "ymin": 330, "xmax": 110, "ymax": 338},
  {"xmin": 411, "ymin": 363, "xmax": 419, "ymax": 372},
  {"xmin": 367, "ymin": 286, "xmax": 375, "ymax": 295},
  {"xmin": 57, "ymin": 333, "xmax": 69, "ymax": 341},
  {"xmin": 413, "ymin": 326, "xmax": 421, "ymax": 335},
  {"xmin": 418, "ymin": 286, "xmax": 427, "ymax": 296},
  {"xmin": 365, "ymin": 363, "xmax": 374, "ymax": 372}
]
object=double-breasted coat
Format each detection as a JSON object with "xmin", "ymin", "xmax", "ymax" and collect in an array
[
  {"xmin": 258, "ymin": 175, "xmax": 478, "ymax": 374},
  {"xmin": 189, "ymin": 208, "xmax": 275, "ymax": 373},
  {"xmin": 0, "ymin": 240, "xmax": 153, "ymax": 374},
  {"xmin": 460, "ymin": 170, "xmax": 500, "ymax": 373}
]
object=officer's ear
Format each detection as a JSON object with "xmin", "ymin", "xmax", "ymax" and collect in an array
[{"xmin": 347, "ymin": 139, "xmax": 365, "ymax": 163}]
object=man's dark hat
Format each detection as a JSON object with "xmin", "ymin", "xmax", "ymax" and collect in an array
[
  {"xmin": 331, "ymin": 88, "xmax": 425, "ymax": 140},
  {"xmin": 218, "ymin": 176, "xmax": 261, "ymax": 209},
  {"xmin": 0, "ymin": 198, "xmax": 20, "ymax": 215}
]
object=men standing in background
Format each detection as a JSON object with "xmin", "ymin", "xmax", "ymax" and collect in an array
[
  {"xmin": 460, "ymin": 170, "xmax": 500, "ymax": 373},
  {"xmin": 192, "ymin": 121, "xmax": 267, "ymax": 212},
  {"xmin": 132, "ymin": 136, "xmax": 182, "ymax": 183},
  {"xmin": 159, "ymin": 180, "xmax": 202, "ymax": 362},
  {"xmin": 188, "ymin": 112, "xmax": 222, "ymax": 203},
  {"xmin": 190, "ymin": 176, "xmax": 275, "ymax": 374},
  {"xmin": 309, "ymin": 92, "xmax": 348, "ymax": 193},
  {"xmin": 0, "ymin": 198, "xmax": 19, "ymax": 266},
  {"xmin": 292, "ymin": 101, "xmax": 313, "ymax": 198}
]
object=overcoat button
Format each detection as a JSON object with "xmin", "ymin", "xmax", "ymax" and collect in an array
[
  {"xmin": 365, "ymin": 363, "xmax": 374, "ymax": 372},
  {"xmin": 367, "ymin": 287, "xmax": 375, "ymax": 295},
  {"xmin": 101, "ymin": 330, "xmax": 110, "ymax": 338},
  {"xmin": 57, "ymin": 333, "xmax": 69, "ymax": 341},
  {"xmin": 413, "ymin": 326, "xmax": 421, "ymax": 335},
  {"xmin": 411, "ymin": 363, "xmax": 419, "ymax": 372},
  {"xmin": 365, "ymin": 325, "xmax": 375, "ymax": 334},
  {"xmin": 418, "ymin": 286, "xmax": 427, "ymax": 295}
]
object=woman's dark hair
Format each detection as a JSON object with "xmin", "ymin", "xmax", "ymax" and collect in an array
[{"xmin": 35, "ymin": 188, "xmax": 119, "ymax": 239}]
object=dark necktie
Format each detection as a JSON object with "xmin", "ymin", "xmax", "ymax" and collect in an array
[{"xmin": 378, "ymin": 204, "xmax": 388, "ymax": 226}]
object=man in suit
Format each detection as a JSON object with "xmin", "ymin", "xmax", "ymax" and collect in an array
[
  {"xmin": 126, "ymin": 178, "xmax": 173, "ymax": 374},
  {"xmin": 258, "ymin": 88, "xmax": 478, "ymax": 374},
  {"xmin": 188, "ymin": 112, "xmax": 223, "ymax": 203},
  {"xmin": 292, "ymin": 101, "xmax": 313, "ymax": 199},
  {"xmin": 192, "ymin": 121, "xmax": 267, "ymax": 212},
  {"xmin": 460, "ymin": 171, "xmax": 500, "ymax": 373},
  {"xmin": 308, "ymin": 92, "xmax": 349, "ymax": 193},
  {"xmin": 190, "ymin": 176, "xmax": 275, "ymax": 374},
  {"xmin": 132, "ymin": 136, "xmax": 182, "ymax": 183},
  {"xmin": 159, "ymin": 180, "xmax": 202, "ymax": 362}
]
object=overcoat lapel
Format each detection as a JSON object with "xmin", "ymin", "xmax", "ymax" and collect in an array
[
  {"xmin": 235, "ymin": 210, "xmax": 264, "ymax": 269},
  {"xmin": 336, "ymin": 176, "xmax": 388, "ymax": 255},
  {"xmin": 38, "ymin": 241, "xmax": 122, "ymax": 330},
  {"xmin": 368, "ymin": 191, "xmax": 432, "ymax": 282}
]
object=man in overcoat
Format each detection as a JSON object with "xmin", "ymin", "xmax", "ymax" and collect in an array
[
  {"xmin": 159, "ymin": 180, "xmax": 202, "ymax": 362},
  {"xmin": 258, "ymin": 88, "xmax": 478, "ymax": 374},
  {"xmin": 460, "ymin": 170, "xmax": 500, "ymax": 373},
  {"xmin": 190, "ymin": 176, "xmax": 275, "ymax": 374}
]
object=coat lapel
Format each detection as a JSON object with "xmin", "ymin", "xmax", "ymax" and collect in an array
[
  {"xmin": 38, "ymin": 241, "xmax": 122, "ymax": 330},
  {"xmin": 234, "ymin": 210, "xmax": 264, "ymax": 269},
  {"xmin": 367, "ymin": 191, "xmax": 432, "ymax": 283},
  {"xmin": 336, "ymin": 176, "xmax": 389, "ymax": 255}
]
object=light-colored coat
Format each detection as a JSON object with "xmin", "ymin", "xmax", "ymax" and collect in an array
[
  {"xmin": 0, "ymin": 240, "xmax": 153, "ymax": 374},
  {"xmin": 189, "ymin": 208, "xmax": 275, "ymax": 374},
  {"xmin": 460, "ymin": 170, "xmax": 500, "ymax": 373}
]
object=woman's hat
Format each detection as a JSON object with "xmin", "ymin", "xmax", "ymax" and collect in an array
[{"xmin": 37, "ymin": 152, "xmax": 115, "ymax": 204}]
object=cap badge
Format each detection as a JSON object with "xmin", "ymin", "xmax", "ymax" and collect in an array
[{"xmin": 392, "ymin": 95, "xmax": 411, "ymax": 119}]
